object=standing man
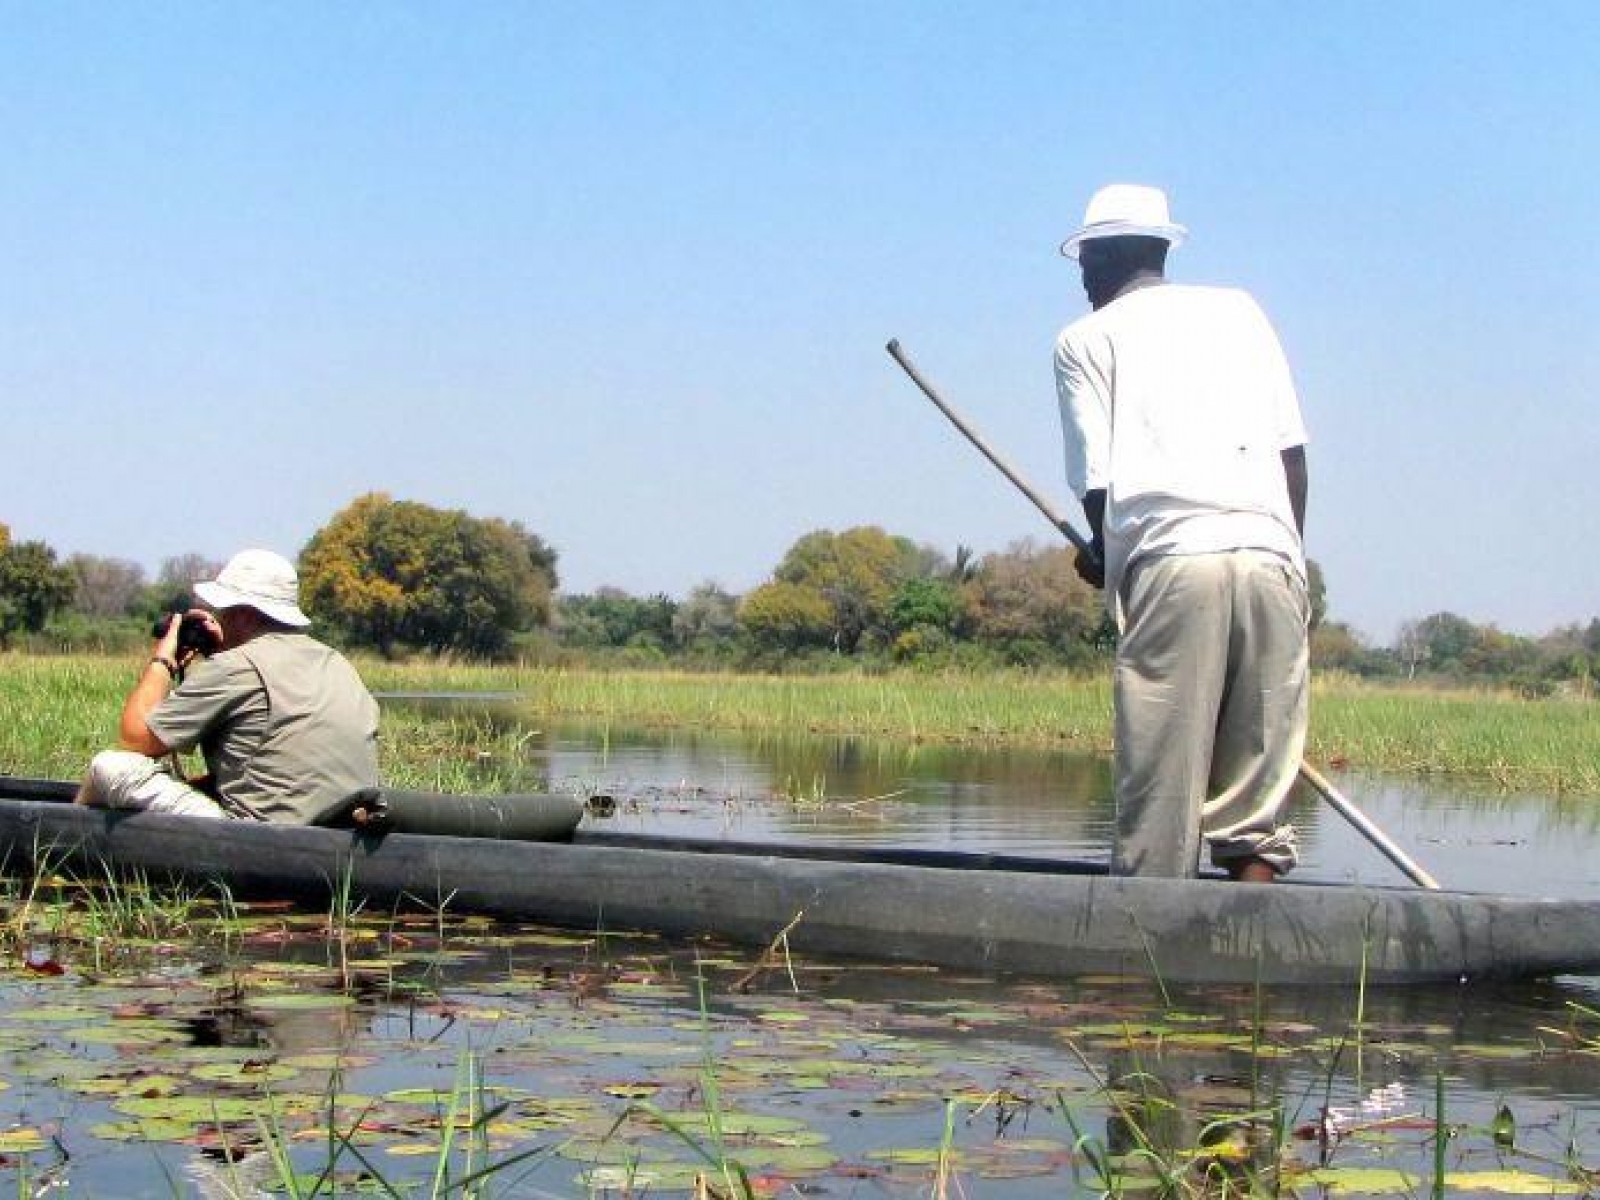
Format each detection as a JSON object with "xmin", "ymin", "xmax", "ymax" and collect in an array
[
  {"xmin": 76, "ymin": 548, "xmax": 380, "ymax": 824},
  {"xmin": 1053, "ymin": 184, "xmax": 1310, "ymax": 881}
]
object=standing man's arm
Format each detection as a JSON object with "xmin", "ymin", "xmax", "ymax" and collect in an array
[
  {"xmin": 1055, "ymin": 335, "xmax": 1111, "ymax": 590},
  {"xmin": 1281, "ymin": 444, "xmax": 1308, "ymax": 538},
  {"xmin": 1077, "ymin": 489, "xmax": 1107, "ymax": 588}
]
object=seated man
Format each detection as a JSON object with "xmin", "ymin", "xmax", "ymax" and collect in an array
[{"xmin": 76, "ymin": 549, "xmax": 380, "ymax": 823}]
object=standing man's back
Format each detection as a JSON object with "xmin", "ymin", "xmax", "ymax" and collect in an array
[
  {"xmin": 1053, "ymin": 185, "xmax": 1311, "ymax": 881},
  {"xmin": 1057, "ymin": 283, "xmax": 1307, "ymax": 604}
]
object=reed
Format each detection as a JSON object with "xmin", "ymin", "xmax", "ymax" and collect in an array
[
  {"xmin": 248, "ymin": 1052, "xmax": 557, "ymax": 1198},
  {"xmin": 608, "ymin": 968, "xmax": 756, "ymax": 1199},
  {"xmin": 0, "ymin": 852, "xmax": 237, "ymax": 973},
  {"xmin": 5, "ymin": 652, "xmax": 1600, "ymax": 794}
]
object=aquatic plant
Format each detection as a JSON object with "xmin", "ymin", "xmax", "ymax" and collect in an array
[
  {"xmin": 248, "ymin": 1052, "xmax": 559, "ymax": 1198},
  {"xmin": 11, "ymin": 651, "xmax": 1600, "ymax": 792},
  {"xmin": 605, "ymin": 967, "xmax": 757, "ymax": 1200}
]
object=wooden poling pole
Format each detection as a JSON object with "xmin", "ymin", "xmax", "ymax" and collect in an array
[
  {"xmin": 1296, "ymin": 762, "xmax": 1441, "ymax": 890},
  {"xmin": 885, "ymin": 339, "xmax": 1095, "ymax": 558},
  {"xmin": 884, "ymin": 338, "xmax": 1443, "ymax": 891}
]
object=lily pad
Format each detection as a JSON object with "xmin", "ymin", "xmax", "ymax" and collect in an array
[
  {"xmin": 66, "ymin": 1021, "xmax": 191, "ymax": 1046},
  {"xmin": 0, "ymin": 1128, "xmax": 47, "ymax": 1153},
  {"xmin": 1440, "ymin": 1171, "xmax": 1586, "ymax": 1195},
  {"xmin": 1299, "ymin": 1167, "xmax": 1420, "ymax": 1193},
  {"xmin": 112, "ymin": 1095, "xmax": 267, "ymax": 1123},
  {"xmin": 90, "ymin": 1117, "xmax": 204, "ymax": 1143},
  {"xmin": 6, "ymin": 1004, "xmax": 104, "ymax": 1022},
  {"xmin": 191, "ymin": 1060, "xmax": 303, "ymax": 1085},
  {"xmin": 577, "ymin": 1162, "xmax": 707, "ymax": 1191},
  {"xmin": 867, "ymin": 1146, "xmax": 963, "ymax": 1166},
  {"xmin": 245, "ymin": 991, "xmax": 358, "ymax": 1011}
]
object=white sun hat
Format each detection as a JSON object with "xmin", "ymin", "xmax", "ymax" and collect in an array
[
  {"xmin": 1059, "ymin": 183, "xmax": 1188, "ymax": 259},
  {"xmin": 194, "ymin": 549, "xmax": 311, "ymax": 627}
]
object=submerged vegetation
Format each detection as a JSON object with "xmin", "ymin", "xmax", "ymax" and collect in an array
[
  {"xmin": 0, "ymin": 862, "xmax": 1596, "ymax": 1197},
  {"xmin": 5, "ymin": 652, "xmax": 1600, "ymax": 795}
]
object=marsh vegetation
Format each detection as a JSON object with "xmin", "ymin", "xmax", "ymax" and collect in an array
[
  {"xmin": 6, "ymin": 653, "xmax": 1600, "ymax": 795},
  {"xmin": 4, "ymin": 652, "xmax": 1600, "ymax": 1195}
]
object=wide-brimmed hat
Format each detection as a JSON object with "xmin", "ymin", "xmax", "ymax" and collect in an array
[
  {"xmin": 194, "ymin": 549, "xmax": 311, "ymax": 627},
  {"xmin": 1059, "ymin": 183, "xmax": 1188, "ymax": 259}
]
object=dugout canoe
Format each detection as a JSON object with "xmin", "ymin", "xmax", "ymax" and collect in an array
[{"xmin": 2, "ymin": 775, "xmax": 1597, "ymax": 986}]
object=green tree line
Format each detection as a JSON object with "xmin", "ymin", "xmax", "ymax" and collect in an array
[{"xmin": 4, "ymin": 501, "xmax": 1598, "ymax": 693}]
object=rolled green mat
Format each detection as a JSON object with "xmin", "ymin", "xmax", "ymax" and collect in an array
[{"xmin": 344, "ymin": 788, "xmax": 584, "ymax": 842}]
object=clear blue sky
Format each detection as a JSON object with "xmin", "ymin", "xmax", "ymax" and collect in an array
[{"xmin": 5, "ymin": 2, "xmax": 1598, "ymax": 643}]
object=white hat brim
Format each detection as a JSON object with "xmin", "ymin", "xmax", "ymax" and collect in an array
[
  {"xmin": 194, "ymin": 580, "xmax": 312, "ymax": 627},
  {"xmin": 1060, "ymin": 221, "xmax": 1188, "ymax": 259}
]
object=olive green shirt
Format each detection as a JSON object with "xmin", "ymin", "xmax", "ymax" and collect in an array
[{"xmin": 146, "ymin": 631, "xmax": 380, "ymax": 824}]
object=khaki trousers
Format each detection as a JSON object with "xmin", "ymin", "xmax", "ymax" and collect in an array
[
  {"xmin": 1112, "ymin": 550, "xmax": 1308, "ymax": 877},
  {"xmin": 84, "ymin": 751, "xmax": 229, "ymax": 819}
]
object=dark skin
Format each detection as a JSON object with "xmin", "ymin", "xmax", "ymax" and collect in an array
[{"xmin": 1071, "ymin": 237, "xmax": 1309, "ymax": 884}]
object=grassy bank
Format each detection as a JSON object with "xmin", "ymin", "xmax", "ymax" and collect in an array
[{"xmin": 4, "ymin": 652, "xmax": 1599, "ymax": 794}]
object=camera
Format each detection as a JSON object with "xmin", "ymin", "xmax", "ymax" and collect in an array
[{"xmin": 152, "ymin": 612, "xmax": 221, "ymax": 657}]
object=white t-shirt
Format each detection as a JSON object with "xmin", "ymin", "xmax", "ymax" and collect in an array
[{"xmin": 1054, "ymin": 283, "xmax": 1308, "ymax": 600}]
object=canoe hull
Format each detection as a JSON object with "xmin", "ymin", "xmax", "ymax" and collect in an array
[{"xmin": 1, "ymin": 793, "xmax": 1596, "ymax": 985}]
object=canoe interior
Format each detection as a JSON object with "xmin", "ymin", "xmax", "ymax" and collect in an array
[{"xmin": 574, "ymin": 828, "xmax": 1113, "ymax": 877}]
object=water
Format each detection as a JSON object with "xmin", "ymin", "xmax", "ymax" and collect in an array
[
  {"xmin": 12, "ymin": 700, "xmax": 1595, "ymax": 1196},
  {"xmin": 6, "ymin": 899, "xmax": 1598, "ymax": 1197},
  {"xmin": 422, "ymin": 705, "xmax": 1600, "ymax": 900}
]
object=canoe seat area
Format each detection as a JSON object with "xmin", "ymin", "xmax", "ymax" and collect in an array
[{"xmin": 316, "ymin": 787, "xmax": 584, "ymax": 842}]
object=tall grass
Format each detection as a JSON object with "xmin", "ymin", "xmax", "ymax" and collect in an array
[
  {"xmin": 249, "ymin": 1052, "xmax": 557, "ymax": 1198},
  {"xmin": 368, "ymin": 660, "xmax": 1118, "ymax": 747},
  {"xmin": 0, "ymin": 853, "xmax": 239, "ymax": 972},
  {"xmin": 5, "ymin": 652, "xmax": 1600, "ymax": 794}
]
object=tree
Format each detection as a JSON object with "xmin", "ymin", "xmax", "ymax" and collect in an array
[
  {"xmin": 1459, "ymin": 624, "xmax": 1538, "ymax": 679},
  {"xmin": 886, "ymin": 576, "xmax": 964, "ymax": 637},
  {"xmin": 671, "ymin": 582, "xmax": 740, "ymax": 651},
  {"xmin": 1398, "ymin": 611, "xmax": 1479, "ymax": 677},
  {"xmin": 883, "ymin": 576, "xmax": 966, "ymax": 662},
  {"xmin": 947, "ymin": 544, "xmax": 979, "ymax": 584},
  {"xmin": 1306, "ymin": 559, "xmax": 1328, "ymax": 631},
  {"xmin": 768, "ymin": 526, "xmax": 931, "ymax": 653},
  {"xmin": 67, "ymin": 553, "xmax": 148, "ymax": 619},
  {"xmin": 964, "ymin": 539, "xmax": 1103, "ymax": 662},
  {"xmin": 147, "ymin": 553, "xmax": 225, "ymax": 617},
  {"xmin": 300, "ymin": 492, "xmax": 559, "ymax": 658},
  {"xmin": 1310, "ymin": 620, "xmax": 1386, "ymax": 675},
  {"xmin": 0, "ymin": 539, "xmax": 77, "ymax": 645},
  {"xmin": 1394, "ymin": 619, "xmax": 1427, "ymax": 680},
  {"xmin": 737, "ymin": 580, "xmax": 834, "ymax": 652},
  {"xmin": 558, "ymin": 588, "xmax": 677, "ymax": 651}
]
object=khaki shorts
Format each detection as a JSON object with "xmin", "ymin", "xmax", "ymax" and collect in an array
[{"xmin": 84, "ymin": 751, "xmax": 229, "ymax": 819}]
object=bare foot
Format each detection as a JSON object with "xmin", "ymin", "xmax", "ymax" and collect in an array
[{"xmin": 1226, "ymin": 857, "xmax": 1277, "ymax": 883}]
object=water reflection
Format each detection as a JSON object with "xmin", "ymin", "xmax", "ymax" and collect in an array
[
  {"xmin": 1306, "ymin": 773, "xmax": 1600, "ymax": 897},
  {"xmin": 384, "ymin": 697, "xmax": 1600, "ymax": 900},
  {"xmin": 8, "ymin": 889, "xmax": 1600, "ymax": 1197}
]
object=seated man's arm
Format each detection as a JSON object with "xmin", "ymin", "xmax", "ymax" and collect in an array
[{"xmin": 119, "ymin": 661, "xmax": 175, "ymax": 757}]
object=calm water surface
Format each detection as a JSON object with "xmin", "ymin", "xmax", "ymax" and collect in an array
[
  {"xmin": 6, "ymin": 906, "xmax": 1599, "ymax": 1198},
  {"xmin": 3, "ymin": 701, "xmax": 1599, "ymax": 1196},
  {"xmin": 404, "ymin": 700, "xmax": 1600, "ymax": 901}
]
